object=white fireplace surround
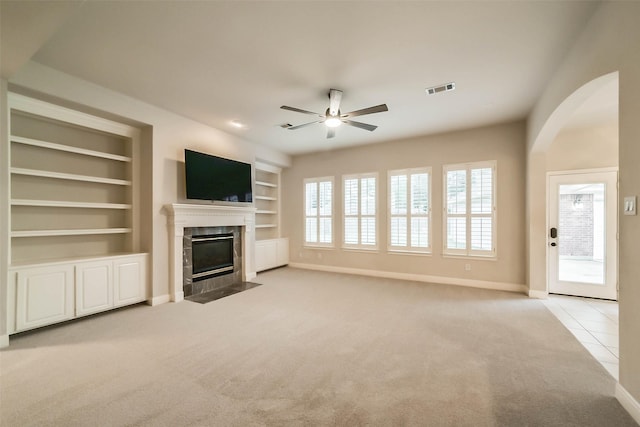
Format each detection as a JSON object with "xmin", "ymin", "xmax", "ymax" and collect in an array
[{"xmin": 164, "ymin": 203, "xmax": 256, "ymax": 302}]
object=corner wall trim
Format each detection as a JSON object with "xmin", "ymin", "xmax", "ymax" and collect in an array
[
  {"xmin": 528, "ymin": 289, "xmax": 548, "ymax": 299},
  {"xmin": 616, "ymin": 382, "xmax": 640, "ymax": 424},
  {"xmin": 0, "ymin": 334, "xmax": 9, "ymax": 348},
  {"xmin": 149, "ymin": 294, "xmax": 171, "ymax": 306},
  {"xmin": 288, "ymin": 262, "xmax": 527, "ymax": 294}
]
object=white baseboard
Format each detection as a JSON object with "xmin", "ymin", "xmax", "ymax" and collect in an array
[
  {"xmin": 288, "ymin": 262, "xmax": 527, "ymax": 294},
  {"xmin": 616, "ymin": 382, "xmax": 640, "ymax": 424},
  {"xmin": 246, "ymin": 272, "xmax": 257, "ymax": 281},
  {"xmin": 528, "ymin": 289, "xmax": 548, "ymax": 299},
  {"xmin": 148, "ymin": 294, "xmax": 171, "ymax": 306},
  {"xmin": 0, "ymin": 334, "xmax": 9, "ymax": 349}
]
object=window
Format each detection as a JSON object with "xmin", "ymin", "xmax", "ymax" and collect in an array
[
  {"xmin": 388, "ymin": 168, "xmax": 431, "ymax": 253},
  {"xmin": 443, "ymin": 161, "xmax": 496, "ymax": 257},
  {"xmin": 343, "ymin": 173, "xmax": 377, "ymax": 249},
  {"xmin": 304, "ymin": 177, "xmax": 333, "ymax": 246}
]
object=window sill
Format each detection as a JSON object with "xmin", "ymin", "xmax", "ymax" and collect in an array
[
  {"xmin": 341, "ymin": 246, "xmax": 379, "ymax": 253},
  {"xmin": 303, "ymin": 244, "xmax": 335, "ymax": 250},
  {"xmin": 442, "ymin": 254, "xmax": 497, "ymax": 261},
  {"xmin": 388, "ymin": 249, "xmax": 432, "ymax": 256}
]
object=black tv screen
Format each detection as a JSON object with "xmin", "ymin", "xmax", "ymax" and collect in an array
[{"xmin": 184, "ymin": 149, "xmax": 253, "ymax": 203}]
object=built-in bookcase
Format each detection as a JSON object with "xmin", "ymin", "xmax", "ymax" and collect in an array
[
  {"xmin": 8, "ymin": 94, "xmax": 140, "ymax": 264},
  {"xmin": 5, "ymin": 94, "xmax": 148, "ymax": 336},
  {"xmin": 254, "ymin": 161, "xmax": 288, "ymax": 271},
  {"xmin": 255, "ymin": 161, "xmax": 281, "ymax": 241}
]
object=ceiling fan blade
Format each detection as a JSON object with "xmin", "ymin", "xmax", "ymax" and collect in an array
[
  {"xmin": 281, "ymin": 105, "xmax": 323, "ymax": 116},
  {"xmin": 342, "ymin": 104, "xmax": 388, "ymax": 118},
  {"xmin": 287, "ymin": 121, "xmax": 322, "ymax": 130},
  {"xmin": 343, "ymin": 120, "xmax": 378, "ymax": 132},
  {"xmin": 327, "ymin": 128, "xmax": 336, "ymax": 139},
  {"xmin": 328, "ymin": 89, "xmax": 343, "ymax": 116}
]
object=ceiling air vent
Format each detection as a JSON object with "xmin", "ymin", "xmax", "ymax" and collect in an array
[{"xmin": 426, "ymin": 82, "xmax": 455, "ymax": 95}]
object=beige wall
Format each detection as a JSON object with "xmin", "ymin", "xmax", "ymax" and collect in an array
[
  {"xmin": 547, "ymin": 121, "xmax": 618, "ymax": 171},
  {"xmin": 7, "ymin": 62, "xmax": 291, "ymax": 303},
  {"xmin": 0, "ymin": 79, "xmax": 8, "ymax": 340},
  {"xmin": 527, "ymin": 1, "xmax": 640, "ymax": 407},
  {"xmin": 282, "ymin": 120, "xmax": 526, "ymax": 288}
]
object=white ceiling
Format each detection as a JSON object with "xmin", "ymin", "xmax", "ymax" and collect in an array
[{"xmin": 1, "ymin": 1, "xmax": 603, "ymax": 156}]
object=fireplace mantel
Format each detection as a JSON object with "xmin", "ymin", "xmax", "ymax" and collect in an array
[{"xmin": 164, "ymin": 203, "xmax": 256, "ymax": 302}]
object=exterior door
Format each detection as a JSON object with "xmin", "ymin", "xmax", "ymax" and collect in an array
[{"xmin": 548, "ymin": 171, "xmax": 618, "ymax": 300}]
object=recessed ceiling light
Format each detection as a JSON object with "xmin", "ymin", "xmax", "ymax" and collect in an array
[
  {"xmin": 426, "ymin": 82, "xmax": 456, "ymax": 95},
  {"xmin": 230, "ymin": 120, "xmax": 245, "ymax": 129}
]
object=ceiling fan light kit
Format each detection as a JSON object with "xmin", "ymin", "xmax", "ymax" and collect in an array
[{"xmin": 281, "ymin": 89, "xmax": 388, "ymax": 138}]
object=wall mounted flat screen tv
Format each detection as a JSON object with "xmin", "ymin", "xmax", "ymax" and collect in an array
[{"xmin": 184, "ymin": 149, "xmax": 253, "ymax": 203}]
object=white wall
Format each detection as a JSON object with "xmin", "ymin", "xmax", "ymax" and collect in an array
[
  {"xmin": 7, "ymin": 61, "xmax": 291, "ymax": 303},
  {"xmin": 282, "ymin": 120, "xmax": 526, "ymax": 290},
  {"xmin": 527, "ymin": 1, "xmax": 640, "ymax": 411}
]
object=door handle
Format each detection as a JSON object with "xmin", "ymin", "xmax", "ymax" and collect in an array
[{"xmin": 550, "ymin": 227, "xmax": 557, "ymax": 239}]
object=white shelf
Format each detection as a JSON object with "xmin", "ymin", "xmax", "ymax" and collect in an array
[
  {"xmin": 256, "ymin": 210, "xmax": 277, "ymax": 214},
  {"xmin": 11, "ymin": 167, "xmax": 132, "ymax": 186},
  {"xmin": 11, "ymin": 199, "xmax": 132, "ymax": 209},
  {"xmin": 12, "ymin": 228, "xmax": 133, "ymax": 238},
  {"xmin": 255, "ymin": 195, "xmax": 277, "ymax": 201},
  {"xmin": 255, "ymin": 224, "xmax": 277, "ymax": 229},
  {"xmin": 11, "ymin": 135, "xmax": 131, "ymax": 162},
  {"xmin": 256, "ymin": 180, "xmax": 278, "ymax": 188}
]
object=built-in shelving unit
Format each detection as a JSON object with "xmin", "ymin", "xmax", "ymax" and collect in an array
[
  {"xmin": 254, "ymin": 161, "xmax": 288, "ymax": 271},
  {"xmin": 5, "ymin": 93, "xmax": 148, "ymax": 337},
  {"xmin": 8, "ymin": 94, "xmax": 141, "ymax": 264},
  {"xmin": 255, "ymin": 162, "xmax": 281, "ymax": 240}
]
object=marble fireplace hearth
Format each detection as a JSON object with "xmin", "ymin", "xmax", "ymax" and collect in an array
[{"xmin": 164, "ymin": 203, "xmax": 256, "ymax": 302}]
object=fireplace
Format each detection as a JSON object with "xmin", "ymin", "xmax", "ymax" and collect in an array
[
  {"xmin": 183, "ymin": 226, "xmax": 243, "ymax": 297},
  {"xmin": 164, "ymin": 203, "xmax": 256, "ymax": 302},
  {"xmin": 192, "ymin": 233, "xmax": 234, "ymax": 281}
]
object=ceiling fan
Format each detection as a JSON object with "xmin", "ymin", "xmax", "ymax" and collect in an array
[{"xmin": 281, "ymin": 89, "xmax": 388, "ymax": 139}]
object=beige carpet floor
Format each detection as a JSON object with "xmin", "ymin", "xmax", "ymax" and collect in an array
[{"xmin": 1, "ymin": 267, "xmax": 637, "ymax": 426}]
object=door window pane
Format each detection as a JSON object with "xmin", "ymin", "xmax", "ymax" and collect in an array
[{"xmin": 557, "ymin": 183, "xmax": 605, "ymax": 285}]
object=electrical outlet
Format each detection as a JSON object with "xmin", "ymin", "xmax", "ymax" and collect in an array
[{"xmin": 465, "ymin": 264, "xmax": 471, "ymax": 271}]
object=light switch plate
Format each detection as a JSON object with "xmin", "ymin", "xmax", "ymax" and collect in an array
[{"xmin": 624, "ymin": 196, "xmax": 637, "ymax": 216}]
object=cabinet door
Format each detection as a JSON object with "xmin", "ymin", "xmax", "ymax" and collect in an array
[
  {"xmin": 113, "ymin": 255, "xmax": 147, "ymax": 307},
  {"xmin": 16, "ymin": 265, "xmax": 74, "ymax": 331},
  {"xmin": 76, "ymin": 261, "xmax": 113, "ymax": 317},
  {"xmin": 276, "ymin": 238, "xmax": 289, "ymax": 266},
  {"xmin": 255, "ymin": 241, "xmax": 277, "ymax": 272}
]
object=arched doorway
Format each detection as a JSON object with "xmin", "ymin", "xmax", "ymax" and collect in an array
[{"xmin": 529, "ymin": 71, "xmax": 619, "ymax": 378}]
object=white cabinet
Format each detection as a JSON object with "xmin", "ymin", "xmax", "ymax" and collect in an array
[
  {"xmin": 10, "ymin": 254, "xmax": 148, "ymax": 333},
  {"xmin": 276, "ymin": 238, "xmax": 289, "ymax": 266},
  {"xmin": 16, "ymin": 265, "xmax": 74, "ymax": 331},
  {"xmin": 76, "ymin": 260, "xmax": 113, "ymax": 317},
  {"xmin": 114, "ymin": 255, "xmax": 147, "ymax": 307},
  {"xmin": 255, "ymin": 238, "xmax": 289, "ymax": 272}
]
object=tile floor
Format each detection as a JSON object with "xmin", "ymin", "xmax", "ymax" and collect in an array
[{"xmin": 542, "ymin": 294, "xmax": 619, "ymax": 379}]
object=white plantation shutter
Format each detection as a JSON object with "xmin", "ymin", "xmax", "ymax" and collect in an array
[
  {"xmin": 389, "ymin": 168, "xmax": 431, "ymax": 252},
  {"xmin": 343, "ymin": 173, "xmax": 377, "ymax": 249},
  {"xmin": 470, "ymin": 167, "xmax": 493, "ymax": 252},
  {"xmin": 443, "ymin": 162, "xmax": 496, "ymax": 257},
  {"xmin": 304, "ymin": 177, "xmax": 333, "ymax": 246}
]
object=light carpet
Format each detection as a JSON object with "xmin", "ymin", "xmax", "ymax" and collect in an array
[{"xmin": 1, "ymin": 267, "xmax": 636, "ymax": 426}]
